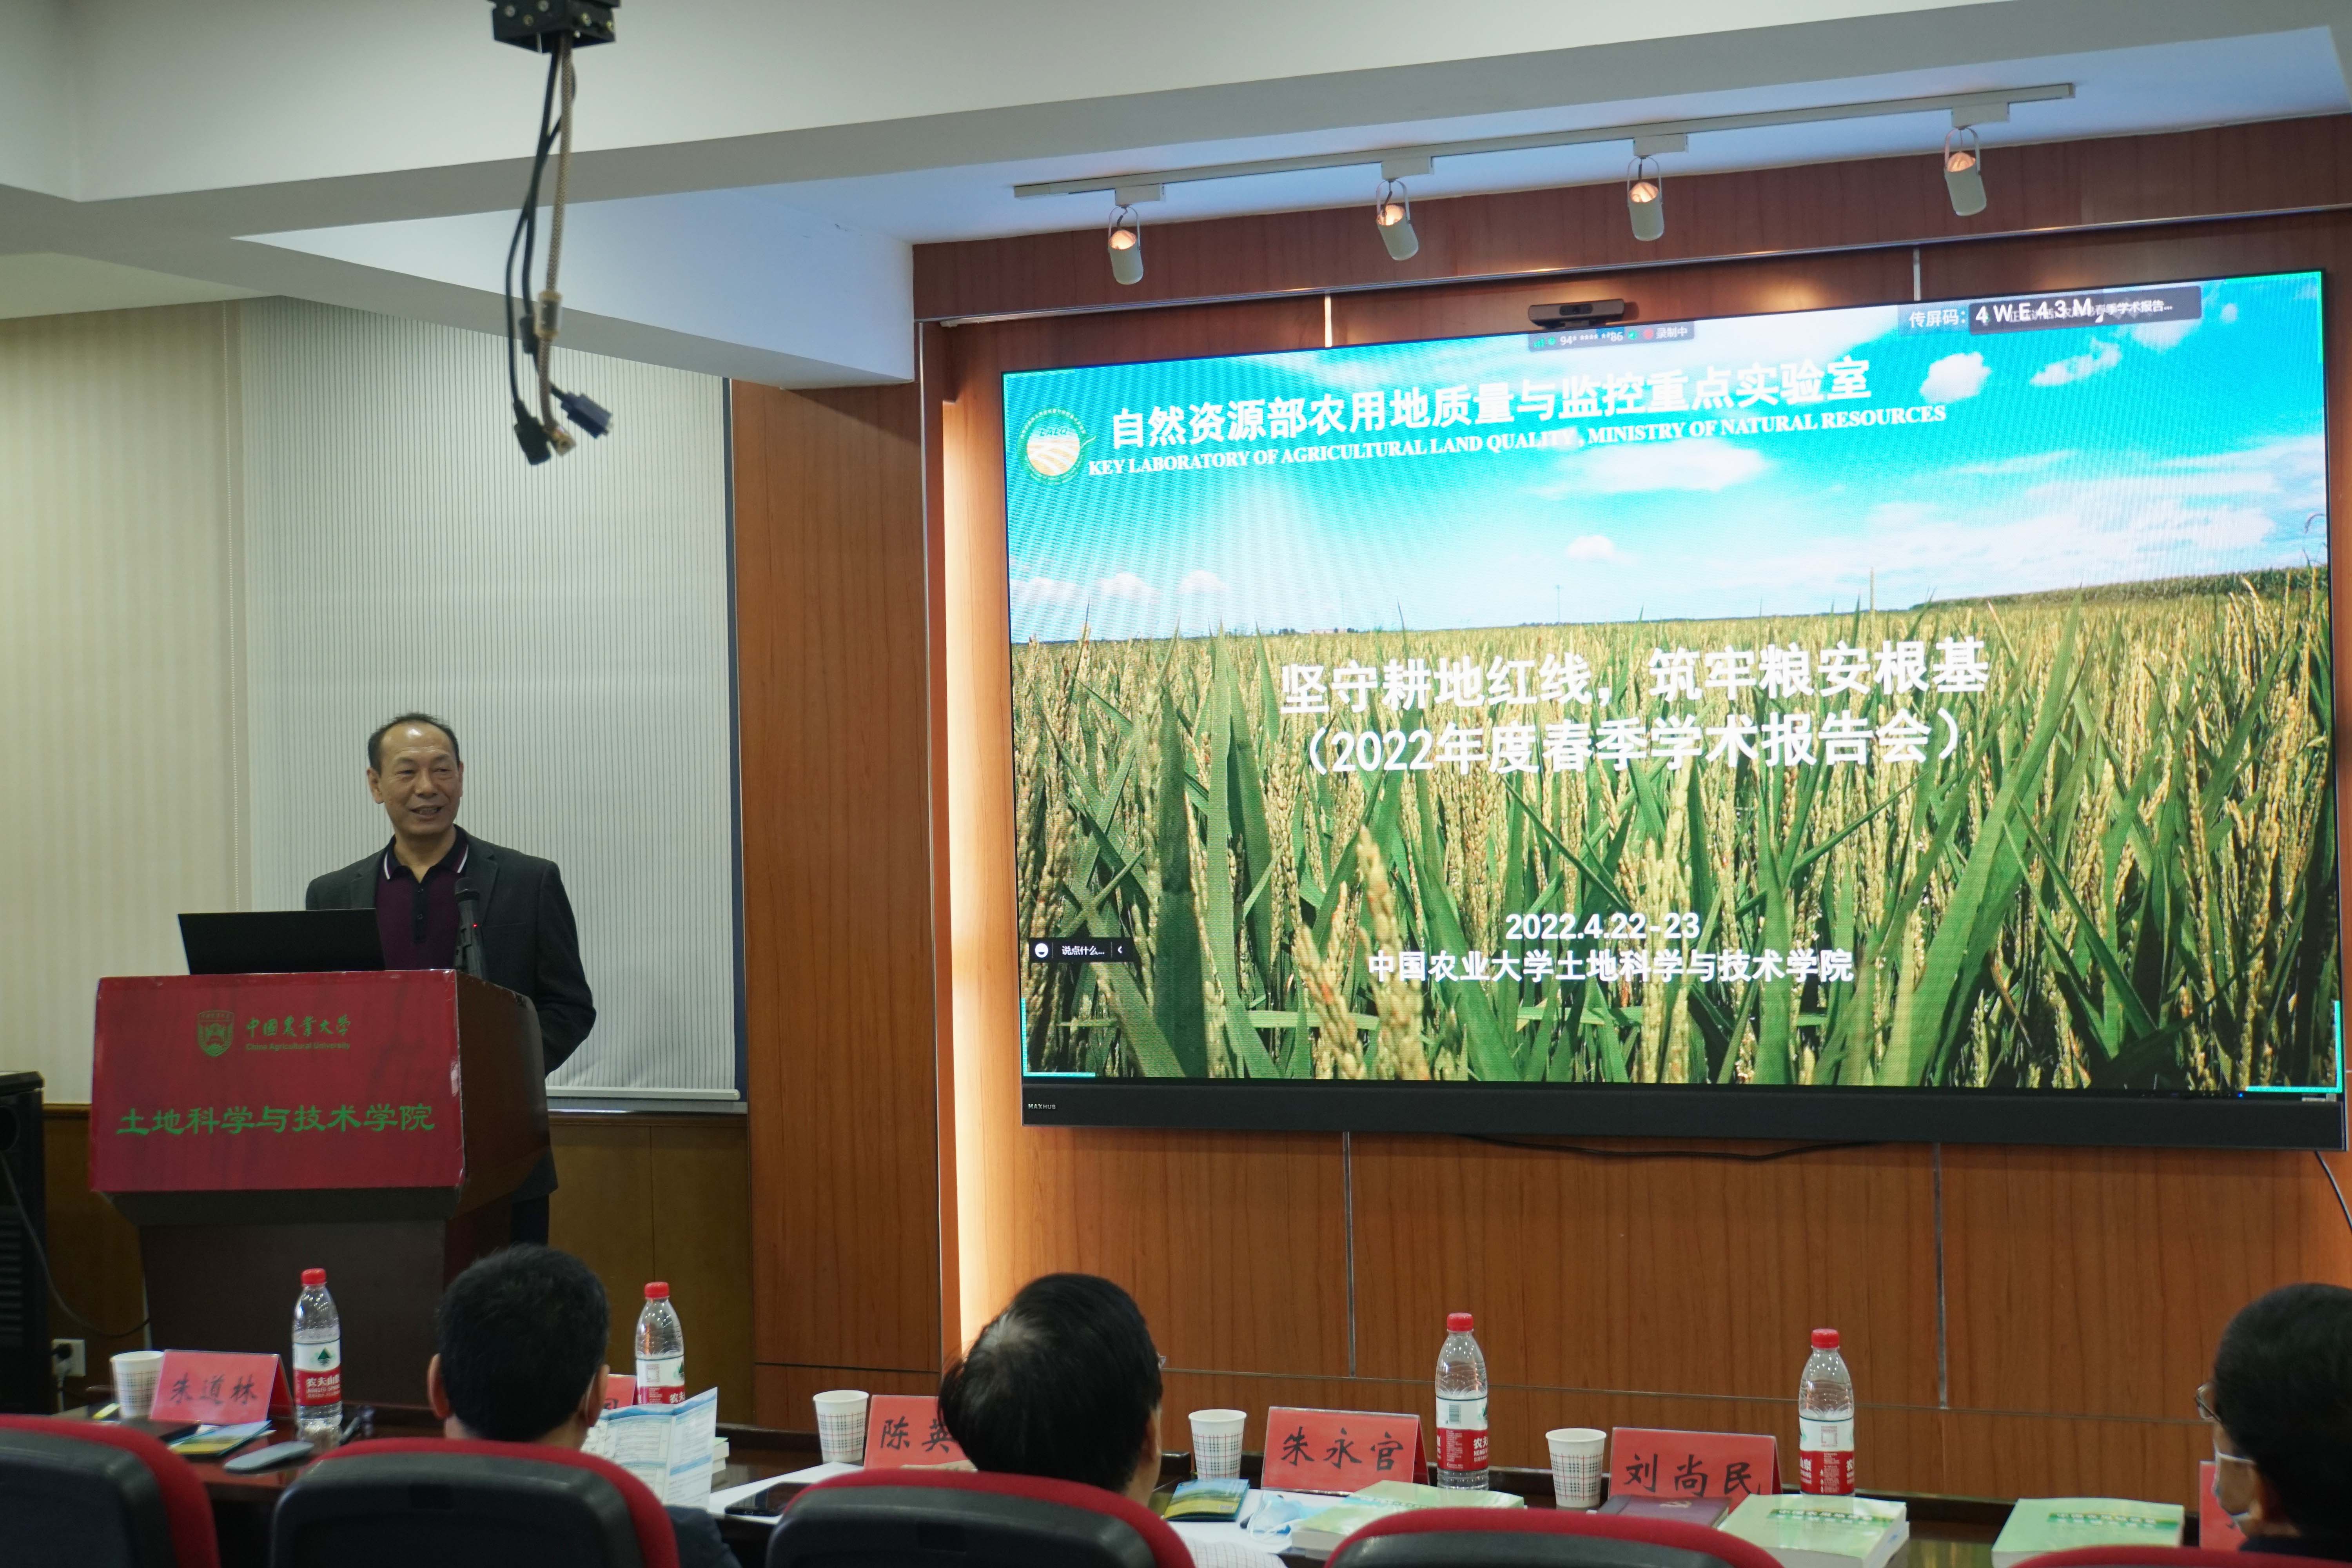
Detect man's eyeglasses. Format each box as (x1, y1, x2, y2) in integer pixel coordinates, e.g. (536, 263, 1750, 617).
(2197, 1383, 2256, 1467)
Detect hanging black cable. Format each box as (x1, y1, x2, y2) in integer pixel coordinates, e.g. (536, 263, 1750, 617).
(0, 1149, 147, 1341)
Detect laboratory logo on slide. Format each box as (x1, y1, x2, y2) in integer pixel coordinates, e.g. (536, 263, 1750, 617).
(1018, 409, 1088, 483)
(196, 1009, 233, 1059)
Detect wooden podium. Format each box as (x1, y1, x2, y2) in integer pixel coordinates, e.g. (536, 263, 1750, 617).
(89, 971, 548, 1405)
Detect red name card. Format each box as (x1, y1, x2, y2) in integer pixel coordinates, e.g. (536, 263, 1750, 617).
(91, 973, 465, 1195)
(863, 1394, 968, 1469)
(147, 1350, 293, 1425)
(1262, 1406, 1427, 1494)
(1608, 1427, 1778, 1501)
(2199, 1461, 2245, 1549)
(601, 1374, 637, 1410)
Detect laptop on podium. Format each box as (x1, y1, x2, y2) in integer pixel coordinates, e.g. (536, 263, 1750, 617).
(178, 910, 386, 975)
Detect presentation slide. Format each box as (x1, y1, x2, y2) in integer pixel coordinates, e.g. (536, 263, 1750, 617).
(1002, 272, 2337, 1122)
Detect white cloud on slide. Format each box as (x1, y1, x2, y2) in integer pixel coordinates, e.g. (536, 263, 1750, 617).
(1919, 352, 1991, 403)
(1554, 436, 1766, 494)
(1566, 534, 1622, 562)
(1953, 450, 2076, 477)
(2030, 338, 2122, 387)
(2129, 319, 2198, 351)
(1177, 569, 1229, 594)
(1010, 576, 1082, 606)
(1096, 570, 1160, 602)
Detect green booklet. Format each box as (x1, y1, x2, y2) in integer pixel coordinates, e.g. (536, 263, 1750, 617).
(1718, 1493, 1909, 1568)
(1290, 1480, 1523, 1554)
(1992, 1498, 2185, 1568)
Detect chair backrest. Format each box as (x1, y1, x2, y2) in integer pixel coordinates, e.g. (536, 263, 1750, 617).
(270, 1436, 679, 1568)
(769, 1467, 1194, 1568)
(0, 1414, 222, 1568)
(2014, 1551, 2256, 1568)
(1331, 1507, 1790, 1568)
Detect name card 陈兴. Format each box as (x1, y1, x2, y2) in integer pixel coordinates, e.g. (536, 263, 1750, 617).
(862, 1394, 969, 1469)
(1261, 1406, 1427, 1493)
(146, 1350, 293, 1426)
(1608, 1427, 1778, 1501)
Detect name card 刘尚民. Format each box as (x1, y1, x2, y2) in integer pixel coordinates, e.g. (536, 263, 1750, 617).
(1609, 1427, 1778, 1501)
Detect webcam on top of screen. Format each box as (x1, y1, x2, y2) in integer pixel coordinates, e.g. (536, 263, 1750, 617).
(1530, 299, 1630, 330)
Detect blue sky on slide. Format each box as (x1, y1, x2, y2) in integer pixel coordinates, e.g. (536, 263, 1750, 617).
(1001, 272, 2326, 643)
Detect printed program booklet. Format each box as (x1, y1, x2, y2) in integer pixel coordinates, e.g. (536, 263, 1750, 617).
(1162, 1478, 1251, 1522)
(1599, 1495, 1730, 1526)
(581, 1386, 720, 1506)
(1717, 1492, 1909, 1568)
(1991, 1498, 2185, 1568)
(1291, 1479, 1524, 1554)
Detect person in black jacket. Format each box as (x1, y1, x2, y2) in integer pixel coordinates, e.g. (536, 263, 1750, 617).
(2205, 1282, 2352, 1558)
(306, 711, 593, 1244)
(427, 1246, 730, 1568)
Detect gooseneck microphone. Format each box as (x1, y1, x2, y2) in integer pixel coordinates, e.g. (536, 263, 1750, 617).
(454, 880, 486, 979)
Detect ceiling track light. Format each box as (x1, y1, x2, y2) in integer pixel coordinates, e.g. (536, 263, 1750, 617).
(1106, 204, 1145, 286)
(1374, 177, 1419, 261)
(1943, 125, 1987, 216)
(1625, 155, 1665, 243)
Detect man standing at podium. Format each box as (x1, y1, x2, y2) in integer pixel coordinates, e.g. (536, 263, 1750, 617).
(305, 712, 595, 1245)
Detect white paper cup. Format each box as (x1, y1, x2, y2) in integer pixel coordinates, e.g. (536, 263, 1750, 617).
(1190, 1409, 1247, 1480)
(111, 1351, 165, 1421)
(813, 1390, 869, 1466)
(1547, 1427, 1608, 1509)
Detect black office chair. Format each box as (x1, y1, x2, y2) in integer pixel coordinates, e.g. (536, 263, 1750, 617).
(0, 1415, 222, 1568)
(768, 1469, 1196, 1568)
(269, 1437, 679, 1568)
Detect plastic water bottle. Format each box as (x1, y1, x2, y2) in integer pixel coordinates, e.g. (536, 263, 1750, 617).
(1798, 1327, 1855, 1494)
(1434, 1311, 1490, 1490)
(635, 1282, 685, 1405)
(292, 1268, 342, 1448)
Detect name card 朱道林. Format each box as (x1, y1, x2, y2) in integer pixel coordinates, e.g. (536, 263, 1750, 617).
(146, 1350, 293, 1425)
(1261, 1406, 1427, 1493)
(1608, 1427, 1778, 1501)
(862, 1394, 968, 1469)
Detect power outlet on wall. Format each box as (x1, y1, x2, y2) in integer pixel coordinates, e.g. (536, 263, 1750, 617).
(53, 1339, 85, 1379)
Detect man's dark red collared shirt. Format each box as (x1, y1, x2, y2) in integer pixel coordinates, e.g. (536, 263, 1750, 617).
(374, 831, 471, 970)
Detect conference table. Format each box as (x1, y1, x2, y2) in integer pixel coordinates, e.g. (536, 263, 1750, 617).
(136, 1403, 2034, 1568)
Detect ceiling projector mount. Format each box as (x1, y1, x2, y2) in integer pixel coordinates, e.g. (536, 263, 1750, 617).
(489, 0, 619, 464)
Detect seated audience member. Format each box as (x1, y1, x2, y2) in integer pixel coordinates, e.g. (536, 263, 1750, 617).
(940, 1273, 1279, 1568)
(2205, 1282, 2352, 1557)
(428, 1245, 731, 1568)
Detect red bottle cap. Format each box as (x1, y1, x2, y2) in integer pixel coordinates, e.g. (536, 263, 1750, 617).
(1447, 1312, 1474, 1332)
(645, 1282, 670, 1299)
(301, 1269, 327, 1287)
(1811, 1328, 1840, 1349)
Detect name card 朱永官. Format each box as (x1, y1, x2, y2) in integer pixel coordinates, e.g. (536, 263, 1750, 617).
(1261, 1406, 1427, 1493)
(862, 1394, 968, 1469)
(1608, 1427, 1778, 1501)
(146, 1350, 293, 1425)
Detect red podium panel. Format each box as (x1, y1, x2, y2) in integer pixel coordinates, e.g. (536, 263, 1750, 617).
(89, 970, 548, 1403)
(93, 972, 465, 1196)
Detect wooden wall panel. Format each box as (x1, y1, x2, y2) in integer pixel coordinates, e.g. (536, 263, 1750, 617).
(548, 1112, 756, 1425)
(755, 1363, 939, 1431)
(916, 116, 2352, 323)
(40, 1107, 146, 1403)
(1348, 1137, 1941, 1409)
(734, 382, 944, 1381)
(920, 141, 2352, 1502)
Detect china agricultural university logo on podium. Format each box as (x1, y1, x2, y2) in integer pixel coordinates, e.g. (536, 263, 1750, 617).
(195, 1009, 233, 1058)
(1018, 408, 1087, 484)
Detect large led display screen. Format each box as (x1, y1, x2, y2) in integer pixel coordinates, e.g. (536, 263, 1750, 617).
(1002, 272, 2342, 1146)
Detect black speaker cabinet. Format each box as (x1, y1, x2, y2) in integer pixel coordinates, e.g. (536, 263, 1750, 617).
(0, 1071, 49, 1413)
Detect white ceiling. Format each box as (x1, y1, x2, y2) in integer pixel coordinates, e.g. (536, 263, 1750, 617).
(3, 0, 2349, 385)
